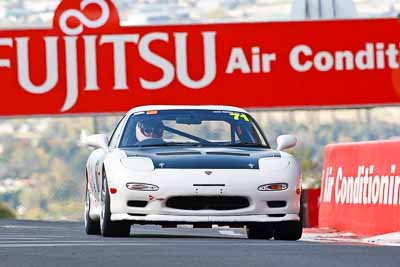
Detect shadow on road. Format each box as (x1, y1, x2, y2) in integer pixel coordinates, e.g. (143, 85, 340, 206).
(130, 233, 246, 239)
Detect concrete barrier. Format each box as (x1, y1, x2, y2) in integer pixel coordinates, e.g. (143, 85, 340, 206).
(319, 140, 400, 236)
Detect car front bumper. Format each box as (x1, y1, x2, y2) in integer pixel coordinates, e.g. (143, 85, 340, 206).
(107, 167, 302, 223)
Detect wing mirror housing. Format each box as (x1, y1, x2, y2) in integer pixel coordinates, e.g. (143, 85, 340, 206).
(276, 135, 297, 151)
(84, 134, 109, 150)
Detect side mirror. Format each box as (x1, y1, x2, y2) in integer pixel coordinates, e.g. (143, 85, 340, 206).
(277, 135, 297, 151)
(84, 134, 109, 150)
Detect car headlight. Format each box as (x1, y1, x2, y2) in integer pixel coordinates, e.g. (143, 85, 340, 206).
(258, 183, 288, 191)
(121, 157, 154, 172)
(126, 183, 159, 191)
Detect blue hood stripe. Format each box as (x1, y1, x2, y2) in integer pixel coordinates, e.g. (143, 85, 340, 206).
(123, 147, 281, 170)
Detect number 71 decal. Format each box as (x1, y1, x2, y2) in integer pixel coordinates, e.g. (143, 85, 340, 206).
(229, 112, 250, 122)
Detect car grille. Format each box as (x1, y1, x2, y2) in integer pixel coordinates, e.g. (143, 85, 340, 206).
(267, 201, 287, 208)
(127, 201, 148, 208)
(165, 196, 250, 211)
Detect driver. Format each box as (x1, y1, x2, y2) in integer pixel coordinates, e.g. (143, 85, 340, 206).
(136, 119, 165, 142)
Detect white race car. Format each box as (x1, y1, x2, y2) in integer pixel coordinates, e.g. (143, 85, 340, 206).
(84, 105, 302, 240)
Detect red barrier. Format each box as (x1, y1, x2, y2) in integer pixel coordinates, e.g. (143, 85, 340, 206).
(305, 189, 320, 228)
(319, 140, 400, 236)
(2, 0, 400, 116)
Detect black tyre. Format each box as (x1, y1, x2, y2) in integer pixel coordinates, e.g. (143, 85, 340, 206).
(273, 220, 303, 241)
(100, 175, 131, 238)
(247, 223, 274, 240)
(84, 183, 101, 235)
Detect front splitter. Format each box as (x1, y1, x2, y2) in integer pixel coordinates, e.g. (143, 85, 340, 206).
(111, 213, 300, 223)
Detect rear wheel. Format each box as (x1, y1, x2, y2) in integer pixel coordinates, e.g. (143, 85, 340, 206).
(100, 175, 131, 238)
(246, 223, 274, 240)
(84, 183, 101, 235)
(273, 220, 303, 241)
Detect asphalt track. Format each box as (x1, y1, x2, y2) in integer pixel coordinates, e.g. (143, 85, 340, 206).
(0, 220, 398, 267)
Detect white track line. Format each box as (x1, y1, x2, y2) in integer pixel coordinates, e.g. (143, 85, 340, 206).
(218, 230, 246, 237)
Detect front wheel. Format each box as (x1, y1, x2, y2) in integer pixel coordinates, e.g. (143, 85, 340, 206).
(246, 223, 274, 240)
(100, 175, 131, 238)
(84, 183, 101, 235)
(273, 220, 303, 241)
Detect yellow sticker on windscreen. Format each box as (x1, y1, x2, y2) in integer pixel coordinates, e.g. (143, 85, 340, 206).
(229, 112, 250, 122)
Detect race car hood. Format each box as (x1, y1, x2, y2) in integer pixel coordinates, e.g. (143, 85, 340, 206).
(121, 147, 281, 169)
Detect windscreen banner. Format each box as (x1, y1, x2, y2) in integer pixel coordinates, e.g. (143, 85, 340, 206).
(1, 0, 400, 116)
(319, 140, 400, 236)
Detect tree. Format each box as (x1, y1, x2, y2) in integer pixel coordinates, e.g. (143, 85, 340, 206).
(0, 203, 16, 219)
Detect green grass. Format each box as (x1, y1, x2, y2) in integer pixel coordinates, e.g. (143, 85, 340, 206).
(0, 203, 16, 219)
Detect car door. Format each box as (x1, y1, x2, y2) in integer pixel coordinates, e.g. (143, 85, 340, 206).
(86, 116, 126, 203)
(93, 116, 127, 200)
(87, 148, 108, 202)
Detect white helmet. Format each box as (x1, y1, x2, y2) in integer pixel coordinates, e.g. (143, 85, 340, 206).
(136, 119, 165, 141)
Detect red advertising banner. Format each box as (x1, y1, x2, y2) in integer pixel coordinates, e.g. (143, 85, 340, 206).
(319, 140, 400, 236)
(1, 0, 400, 116)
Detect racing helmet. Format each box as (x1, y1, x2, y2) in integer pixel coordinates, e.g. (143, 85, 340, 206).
(136, 119, 165, 140)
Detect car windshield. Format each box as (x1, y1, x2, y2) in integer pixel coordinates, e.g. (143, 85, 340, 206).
(119, 109, 269, 148)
